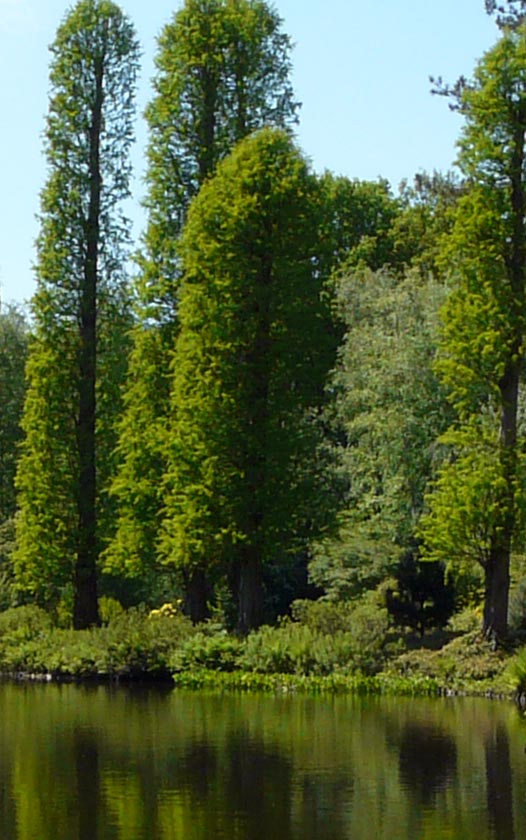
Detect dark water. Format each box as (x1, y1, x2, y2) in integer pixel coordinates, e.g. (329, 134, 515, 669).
(0, 683, 525, 839)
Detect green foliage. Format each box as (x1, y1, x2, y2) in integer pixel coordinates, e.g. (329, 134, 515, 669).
(422, 25, 526, 638)
(394, 171, 463, 277)
(386, 553, 455, 636)
(290, 598, 354, 634)
(390, 630, 509, 689)
(98, 595, 125, 624)
(170, 669, 442, 696)
(103, 325, 170, 580)
(317, 174, 404, 276)
(0, 306, 29, 523)
(419, 419, 524, 569)
(0, 605, 195, 678)
(170, 630, 243, 673)
(108, 0, 300, 588)
(161, 128, 335, 627)
(447, 606, 482, 635)
(312, 268, 451, 599)
(507, 579, 526, 632)
(506, 646, 526, 695)
(0, 605, 52, 639)
(14, 0, 139, 615)
(0, 519, 19, 611)
(240, 597, 398, 677)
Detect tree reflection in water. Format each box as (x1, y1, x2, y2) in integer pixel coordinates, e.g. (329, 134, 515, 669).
(485, 723, 515, 840)
(397, 722, 458, 805)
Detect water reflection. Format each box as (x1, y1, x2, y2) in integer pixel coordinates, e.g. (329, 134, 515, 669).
(74, 727, 100, 840)
(398, 722, 457, 805)
(0, 686, 524, 840)
(485, 723, 514, 839)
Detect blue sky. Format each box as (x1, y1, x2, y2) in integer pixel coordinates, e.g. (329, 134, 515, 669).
(0, 0, 497, 306)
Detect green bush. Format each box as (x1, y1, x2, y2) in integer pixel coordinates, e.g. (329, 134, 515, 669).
(390, 630, 508, 688)
(240, 603, 399, 677)
(506, 646, 526, 695)
(290, 599, 353, 634)
(0, 605, 52, 639)
(447, 606, 481, 634)
(508, 581, 526, 633)
(99, 596, 125, 624)
(0, 604, 196, 678)
(170, 631, 243, 673)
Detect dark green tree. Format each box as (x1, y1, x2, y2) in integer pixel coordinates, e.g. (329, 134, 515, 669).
(421, 23, 526, 639)
(160, 129, 334, 631)
(107, 0, 299, 607)
(317, 175, 403, 276)
(386, 550, 455, 637)
(14, 0, 139, 628)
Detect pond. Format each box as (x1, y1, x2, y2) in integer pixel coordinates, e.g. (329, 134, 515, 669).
(0, 683, 524, 839)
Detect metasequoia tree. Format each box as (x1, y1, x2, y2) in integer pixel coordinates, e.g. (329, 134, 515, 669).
(107, 0, 299, 611)
(160, 129, 333, 631)
(14, 0, 138, 628)
(421, 23, 526, 639)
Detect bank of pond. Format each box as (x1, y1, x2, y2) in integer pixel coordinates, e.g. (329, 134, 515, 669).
(0, 601, 525, 700)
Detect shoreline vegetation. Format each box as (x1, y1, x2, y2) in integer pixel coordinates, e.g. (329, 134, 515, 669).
(0, 602, 521, 703)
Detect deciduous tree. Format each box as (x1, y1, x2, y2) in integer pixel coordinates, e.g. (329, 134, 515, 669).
(421, 23, 526, 639)
(311, 268, 451, 600)
(161, 129, 334, 631)
(107, 0, 299, 611)
(14, 0, 139, 627)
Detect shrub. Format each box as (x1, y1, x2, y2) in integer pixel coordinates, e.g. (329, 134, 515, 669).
(507, 647, 526, 696)
(290, 599, 353, 634)
(0, 604, 196, 678)
(0, 605, 52, 639)
(170, 631, 243, 673)
(99, 596, 125, 624)
(240, 602, 399, 677)
(508, 581, 526, 633)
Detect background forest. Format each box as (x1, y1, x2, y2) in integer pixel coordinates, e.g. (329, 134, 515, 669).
(3, 0, 526, 684)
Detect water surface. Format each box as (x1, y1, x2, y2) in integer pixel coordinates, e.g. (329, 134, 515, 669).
(0, 683, 524, 839)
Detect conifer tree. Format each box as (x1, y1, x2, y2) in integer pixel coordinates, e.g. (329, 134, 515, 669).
(421, 23, 526, 639)
(14, 0, 138, 627)
(160, 129, 333, 631)
(107, 0, 299, 613)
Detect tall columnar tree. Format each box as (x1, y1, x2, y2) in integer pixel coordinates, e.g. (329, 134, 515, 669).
(160, 129, 334, 631)
(14, 0, 139, 628)
(421, 24, 526, 639)
(106, 0, 299, 599)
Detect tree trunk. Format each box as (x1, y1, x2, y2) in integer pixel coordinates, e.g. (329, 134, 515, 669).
(183, 568, 210, 624)
(197, 65, 217, 182)
(74, 54, 104, 630)
(482, 361, 518, 642)
(236, 245, 272, 634)
(238, 548, 263, 634)
(482, 115, 526, 642)
(483, 548, 510, 641)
